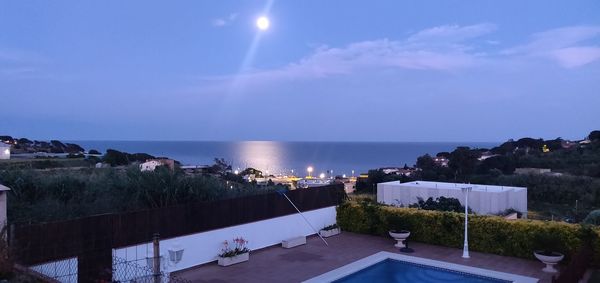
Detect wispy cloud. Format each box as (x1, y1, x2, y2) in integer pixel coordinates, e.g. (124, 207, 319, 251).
(407, 23, 496, 44)
(212, 13, 238, 27)
(192, 24, 600, 94)
(502, 26, 600, 68)
(194, 24, 494, 91)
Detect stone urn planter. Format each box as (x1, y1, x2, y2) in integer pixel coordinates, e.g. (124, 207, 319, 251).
(218, 252, 249, 267)
(389, 230, 410, 248)
(533, 251, 564, 273)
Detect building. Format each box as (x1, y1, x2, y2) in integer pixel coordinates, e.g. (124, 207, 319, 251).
(140, 159, 176, 172)
(377, 180, 527, 217)
(0, 143, 10, 160)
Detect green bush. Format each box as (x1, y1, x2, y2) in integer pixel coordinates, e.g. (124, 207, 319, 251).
(337, 201, 600, 263)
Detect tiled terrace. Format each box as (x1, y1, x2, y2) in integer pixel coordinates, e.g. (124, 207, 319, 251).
(173, 232, 555, 283)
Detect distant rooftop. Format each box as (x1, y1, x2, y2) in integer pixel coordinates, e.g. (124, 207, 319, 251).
(381, 180, 526, 193)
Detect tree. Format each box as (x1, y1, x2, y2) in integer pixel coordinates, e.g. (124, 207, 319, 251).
(88, 149, 101, 155)
(408, 196, 468, 213)
(478, 155, 516, 175)
(208, 158, 232, 175)
(589, 130, 600, 142)
(416, 154, 436, 170)
(449, 147, 479, 179)
(103, 149, 129, 166)
(239, 167, 263, 177)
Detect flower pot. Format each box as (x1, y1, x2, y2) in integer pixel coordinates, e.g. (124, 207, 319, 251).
(319, 228, 341, 238)
(533, 251, 564, 273)
(389, 230, 410, 248)
(218, 252, 249, 267)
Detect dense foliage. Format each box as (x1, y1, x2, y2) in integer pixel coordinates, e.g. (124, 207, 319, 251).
(1, 167, 286, 224)
(356, 130, 600, 221)
(102, 149, 156, 166)
(337, 200, 600, 263)
(408, 196, 467, 213)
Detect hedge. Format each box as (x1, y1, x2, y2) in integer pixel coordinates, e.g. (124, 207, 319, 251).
(337, 201, 600, 264)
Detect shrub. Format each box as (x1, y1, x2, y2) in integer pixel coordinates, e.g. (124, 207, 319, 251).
(337, 202, 600, 263)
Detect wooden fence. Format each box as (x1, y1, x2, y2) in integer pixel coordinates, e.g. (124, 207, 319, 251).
(10, 185, 346, 281)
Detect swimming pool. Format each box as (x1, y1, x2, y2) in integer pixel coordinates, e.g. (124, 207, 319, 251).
(303, 252, 538, 283)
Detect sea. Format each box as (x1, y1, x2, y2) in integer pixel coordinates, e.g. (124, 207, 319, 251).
(74, 141, 497, 176)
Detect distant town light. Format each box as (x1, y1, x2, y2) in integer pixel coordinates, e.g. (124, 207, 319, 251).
(234, 170, 239, 175)
(319, 173, 325, 179)
(342, 174, 346, 178)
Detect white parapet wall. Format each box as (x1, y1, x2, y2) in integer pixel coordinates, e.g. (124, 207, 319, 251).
(114, 206, 337, 275)
(377, 181, 527, 218)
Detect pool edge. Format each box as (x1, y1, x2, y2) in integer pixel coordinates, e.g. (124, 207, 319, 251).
(302, 251, 539, 283)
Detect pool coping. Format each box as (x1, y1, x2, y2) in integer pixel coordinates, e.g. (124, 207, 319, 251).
(302, 251, 539, 283)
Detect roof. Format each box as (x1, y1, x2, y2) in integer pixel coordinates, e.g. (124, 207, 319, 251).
(0, 184, 11, 191)
(380, 180, 526, 192)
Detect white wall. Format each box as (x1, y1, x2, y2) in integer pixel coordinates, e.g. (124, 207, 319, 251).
(0, 191, 7, 226)
(114, 206, 337, 274)
(377, 183, 527, 217)
(0, 146, 9, 160)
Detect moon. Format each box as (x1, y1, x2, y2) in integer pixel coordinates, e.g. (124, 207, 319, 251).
(256, 16, 270, 30)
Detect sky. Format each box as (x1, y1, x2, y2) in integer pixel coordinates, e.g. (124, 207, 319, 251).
(1, 0, 599, 142)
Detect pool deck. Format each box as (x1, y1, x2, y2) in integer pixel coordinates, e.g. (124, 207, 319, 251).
(173, 232, 556, 283)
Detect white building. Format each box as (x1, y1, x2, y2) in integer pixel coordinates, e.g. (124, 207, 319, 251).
(377, 180, 527, 218)
(0, 144, 10, 160)
(140, 160, 163, 172)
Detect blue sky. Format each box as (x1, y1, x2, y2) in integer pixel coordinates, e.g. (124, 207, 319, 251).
(1, 0, 599, 142)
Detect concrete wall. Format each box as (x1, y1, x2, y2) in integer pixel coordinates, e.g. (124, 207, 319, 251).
(114, 206, 337, 275)
(0, 191, 7, 226)
(0, 146, 9, 160)
(377, 183, 527, 217)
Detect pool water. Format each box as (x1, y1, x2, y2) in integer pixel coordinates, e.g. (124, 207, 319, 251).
(333, 259, 511, 283)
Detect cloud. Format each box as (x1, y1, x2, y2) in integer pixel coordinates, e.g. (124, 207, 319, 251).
(212, 13, 238, 27)
(192, 24, 494, 93)
(407, 23, 496, 44)
(502, 26, 600, 68)
(191, 24, 600, 94)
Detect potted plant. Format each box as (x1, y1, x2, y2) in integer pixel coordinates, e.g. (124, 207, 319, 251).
(387, 214, 411, 248)
(319, 224, 341, 238)
(533, 232, 564, 273)
(217, 237, 250, 266)
(389, 229, 411, 248)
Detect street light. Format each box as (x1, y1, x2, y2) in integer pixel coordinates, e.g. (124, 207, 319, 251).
(461, 186, 473, 259)
(319, 173, 325, 179)
(307, 166, 313, 178)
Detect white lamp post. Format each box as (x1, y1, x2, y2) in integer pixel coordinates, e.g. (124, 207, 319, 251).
(462, 186, 472, 259)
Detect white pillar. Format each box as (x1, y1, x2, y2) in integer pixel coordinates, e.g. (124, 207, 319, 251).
(462, 186, 471, 259)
